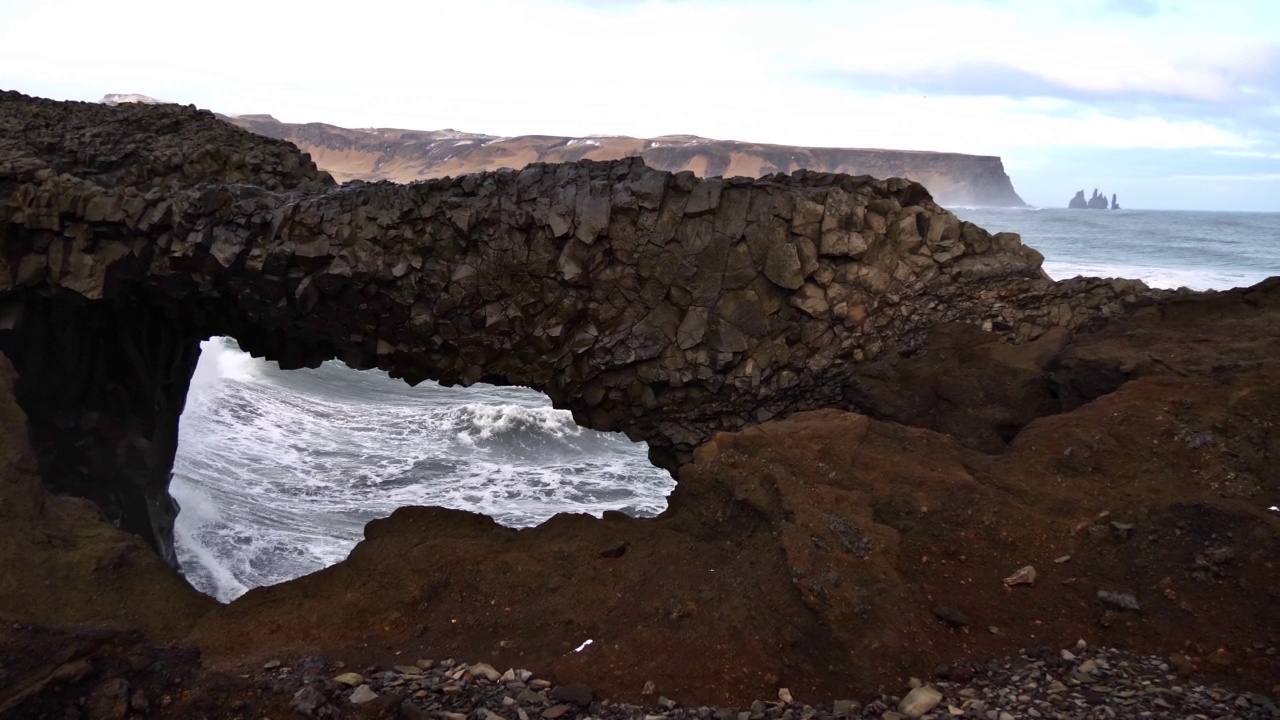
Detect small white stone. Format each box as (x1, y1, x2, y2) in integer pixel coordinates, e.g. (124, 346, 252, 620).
(1003, 565, 1037, 586)
(898, 686, 943, 719)
(1061, 649, 1077, 661)
(333, 672, 363, 686)
(349, 684, 378, 704)
(778, 688, 794, 704)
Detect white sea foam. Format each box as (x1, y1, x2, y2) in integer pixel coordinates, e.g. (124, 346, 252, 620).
(1042, 261, 1254, 292)
(172, 338, 674, 602)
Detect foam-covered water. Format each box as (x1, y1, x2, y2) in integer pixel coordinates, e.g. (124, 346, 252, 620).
(172, 207, 1280, 602)
(954, 208, 1280, 292)
(172, 345, 674, 602)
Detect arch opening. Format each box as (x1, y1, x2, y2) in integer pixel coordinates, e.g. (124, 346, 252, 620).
(173, 337, 674, 602)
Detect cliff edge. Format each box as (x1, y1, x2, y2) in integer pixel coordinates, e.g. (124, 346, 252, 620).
(224, 114, 1027, 207)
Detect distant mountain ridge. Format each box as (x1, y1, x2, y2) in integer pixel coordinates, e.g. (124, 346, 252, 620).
(98, 94, 1026, 207)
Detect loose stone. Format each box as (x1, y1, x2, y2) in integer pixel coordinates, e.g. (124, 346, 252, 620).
(333, 672, 364, 686)
(349, 684, 378, 704)
(897, 686, 942, 718)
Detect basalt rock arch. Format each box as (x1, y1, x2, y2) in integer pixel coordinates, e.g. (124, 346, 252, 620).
(0, 91, 1161, 562)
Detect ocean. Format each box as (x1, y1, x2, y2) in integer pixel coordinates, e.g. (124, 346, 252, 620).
(171, 208, 1280, 602)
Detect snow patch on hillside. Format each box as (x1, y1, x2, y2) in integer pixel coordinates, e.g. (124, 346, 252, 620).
(101, 93, 170, 106)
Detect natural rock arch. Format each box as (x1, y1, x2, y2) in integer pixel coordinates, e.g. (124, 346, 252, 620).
(0, 92, 1160, 563)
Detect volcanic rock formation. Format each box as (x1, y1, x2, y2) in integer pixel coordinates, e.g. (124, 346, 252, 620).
(0, 91, 1147, 562)
(1069, 188, 1115, 209)
(1, 91, 1278, 713)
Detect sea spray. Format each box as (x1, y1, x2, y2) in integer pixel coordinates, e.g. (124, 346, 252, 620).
(172, 338, 674, 603)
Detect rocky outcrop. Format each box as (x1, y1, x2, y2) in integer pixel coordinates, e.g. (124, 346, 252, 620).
(0, 354, 213, 639)
(0, 91, 1156, 560)
(224, 113, 1028, 207)
(2, 91, 1278, 712)
(184, 358, 1279, 704)
(1069, 188, 1115, 209)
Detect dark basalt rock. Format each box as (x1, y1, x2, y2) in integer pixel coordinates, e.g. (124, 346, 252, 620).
(1069, 188, 1117, 210)
(1, 91, 1166, 560)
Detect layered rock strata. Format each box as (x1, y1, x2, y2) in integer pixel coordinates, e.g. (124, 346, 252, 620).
(225, 113, 1028, 207)
(0, 91, 1160, 559)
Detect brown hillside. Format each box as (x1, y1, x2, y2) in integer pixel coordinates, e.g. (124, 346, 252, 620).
(225, 114, 1026, 207)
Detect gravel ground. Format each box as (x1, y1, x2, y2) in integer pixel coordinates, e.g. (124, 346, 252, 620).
(263, 642, 1278, 720)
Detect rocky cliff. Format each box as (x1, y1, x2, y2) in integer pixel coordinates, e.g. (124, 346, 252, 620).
(224, 113, 1027, 207)
(1, 91, 1150, 561)
(1, 91, 1277, 713)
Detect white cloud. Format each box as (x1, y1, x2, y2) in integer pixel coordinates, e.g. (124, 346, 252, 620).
(1168, 173, 1280, 182)
(1215, 150, 1280, 159)
(0, 0, 1271, 169)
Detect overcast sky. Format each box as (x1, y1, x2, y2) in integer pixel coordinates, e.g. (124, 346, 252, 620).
(2, 0, 1277, 210)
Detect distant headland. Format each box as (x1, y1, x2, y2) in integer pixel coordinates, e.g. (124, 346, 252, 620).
(1070, 188, 1119, 210)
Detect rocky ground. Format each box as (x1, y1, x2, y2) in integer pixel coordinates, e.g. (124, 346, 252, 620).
(269, 642, 1280, 720)
(4, 622, 1276, 719)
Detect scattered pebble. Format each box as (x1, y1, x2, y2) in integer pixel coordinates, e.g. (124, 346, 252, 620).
(1097, 589, 1141, 610)
(898, 685, 942, 718)
(1003, 565, 1036, 587)
(349, 684, 377, 704)
(332, 672, 363, 686)
(262, 645, 1277, 720)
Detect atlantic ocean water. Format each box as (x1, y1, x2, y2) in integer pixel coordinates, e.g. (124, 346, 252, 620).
(171, 207, 1280, 602)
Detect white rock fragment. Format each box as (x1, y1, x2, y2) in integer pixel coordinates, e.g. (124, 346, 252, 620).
(1003, 565, 1037, 586)
(898, 685, 943, 718)
(333, 672, 363, 686)
(350, 684, 378, 704)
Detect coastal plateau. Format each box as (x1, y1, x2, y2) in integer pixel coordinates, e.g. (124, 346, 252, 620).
(220, 112, 1026, 208)
(0, 91, 1277, 716)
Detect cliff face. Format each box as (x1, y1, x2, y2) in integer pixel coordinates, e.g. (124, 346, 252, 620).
(226, 114, 1027, 207)
(1, 91, 1111, 561)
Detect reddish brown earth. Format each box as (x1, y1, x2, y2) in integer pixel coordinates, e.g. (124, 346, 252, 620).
(2, 282, 1278, 716)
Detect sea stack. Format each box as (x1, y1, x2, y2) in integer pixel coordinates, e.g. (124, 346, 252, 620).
(1068, 188, 1116, 209)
